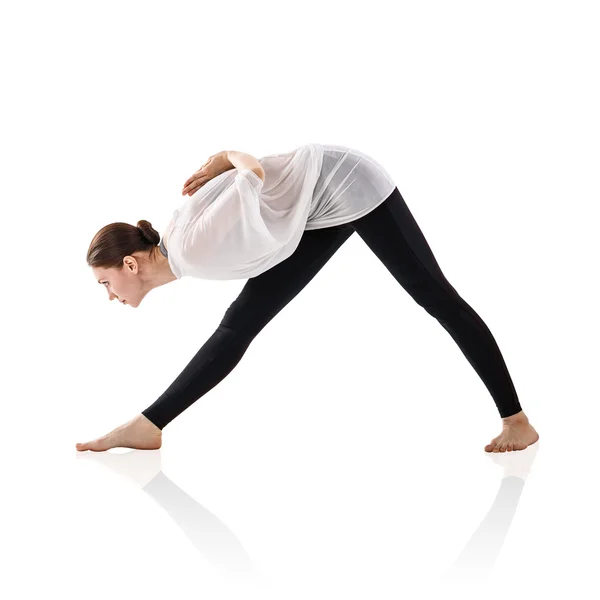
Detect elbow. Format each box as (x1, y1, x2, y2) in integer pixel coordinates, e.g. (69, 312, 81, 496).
(251, 167, 265, 182)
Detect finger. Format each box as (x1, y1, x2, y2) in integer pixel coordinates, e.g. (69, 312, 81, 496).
(183, 169, 205, 187)
(182, 177, 210, 195)
(184, 182, 203, 196)
(183, 176, 208, 193)
(182, 174, 209, 195)
(185, 166, 210, 186)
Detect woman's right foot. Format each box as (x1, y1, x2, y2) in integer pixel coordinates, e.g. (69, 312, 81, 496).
(484, 410, 539, 453)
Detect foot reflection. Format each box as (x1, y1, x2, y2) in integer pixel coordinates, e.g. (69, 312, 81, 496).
(437, 441, 539, 588)
(75, 448, 259, 583)
(75, 438, 539, 591)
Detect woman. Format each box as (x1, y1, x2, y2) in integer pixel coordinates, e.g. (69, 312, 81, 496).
(77, 143, 539, 454)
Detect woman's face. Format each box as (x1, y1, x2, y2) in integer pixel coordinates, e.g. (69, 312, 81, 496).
(93, 257, 145, 307)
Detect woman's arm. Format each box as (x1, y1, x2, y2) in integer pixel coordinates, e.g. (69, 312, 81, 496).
(226, 150, 265, 182)
(182, 150, 265, 196)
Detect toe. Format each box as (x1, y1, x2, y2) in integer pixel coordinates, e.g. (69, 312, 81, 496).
(79, 438, 106, 452)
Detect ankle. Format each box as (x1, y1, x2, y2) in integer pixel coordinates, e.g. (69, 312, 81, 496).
(502, 410, 528, 425)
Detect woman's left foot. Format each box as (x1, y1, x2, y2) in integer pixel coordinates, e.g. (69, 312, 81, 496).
(485, 410, 539, 453)
(76, 413, 162, 452)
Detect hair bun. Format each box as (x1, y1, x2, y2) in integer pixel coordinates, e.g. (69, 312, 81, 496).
(136, 220, 161, 245)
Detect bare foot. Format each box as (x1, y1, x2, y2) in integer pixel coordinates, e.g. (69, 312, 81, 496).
(484, 410, 539, 453)
(76, 413, 162, 452)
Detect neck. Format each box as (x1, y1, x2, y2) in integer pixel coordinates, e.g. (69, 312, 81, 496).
(147, 247, 177, 290)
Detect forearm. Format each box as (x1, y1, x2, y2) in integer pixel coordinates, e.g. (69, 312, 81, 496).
(226, 150, 265, 181)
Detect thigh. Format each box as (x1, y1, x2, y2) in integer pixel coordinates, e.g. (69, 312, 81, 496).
(349, 187, 459, 298)
(220, 223, 355, 334)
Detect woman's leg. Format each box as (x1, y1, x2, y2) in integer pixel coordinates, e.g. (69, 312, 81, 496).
(140, 223, 355, 430)
(348, 187, 523, 420)
(349, 186, 538, 453)
(76, 224, 355, 451)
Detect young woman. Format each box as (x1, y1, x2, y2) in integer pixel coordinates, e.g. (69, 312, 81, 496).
(77, 143, 539, 454)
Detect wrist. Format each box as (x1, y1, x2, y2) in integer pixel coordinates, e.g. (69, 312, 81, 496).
(221, 151, 234, 171)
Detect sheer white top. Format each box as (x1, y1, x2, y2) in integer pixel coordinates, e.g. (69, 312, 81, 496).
(163, 143, 396, 280)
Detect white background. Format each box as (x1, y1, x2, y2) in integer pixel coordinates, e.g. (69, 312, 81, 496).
(2, 1, 599, 598)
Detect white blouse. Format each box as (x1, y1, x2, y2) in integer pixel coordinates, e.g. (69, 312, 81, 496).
(163, 143, 396, 280)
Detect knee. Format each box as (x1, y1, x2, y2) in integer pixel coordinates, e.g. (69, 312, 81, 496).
(414, 287, 462, 321)
(219, 308, 266, 338)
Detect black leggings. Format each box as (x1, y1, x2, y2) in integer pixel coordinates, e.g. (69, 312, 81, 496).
(142, 187, 522, 430)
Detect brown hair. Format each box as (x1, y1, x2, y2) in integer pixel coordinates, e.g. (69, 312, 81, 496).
(86, 220, 161, 270)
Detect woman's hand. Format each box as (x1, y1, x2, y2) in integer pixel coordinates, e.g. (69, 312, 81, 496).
(182, 151, 232, 196)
